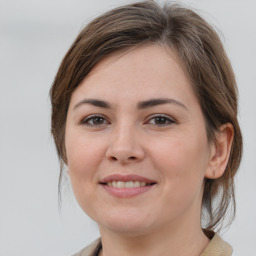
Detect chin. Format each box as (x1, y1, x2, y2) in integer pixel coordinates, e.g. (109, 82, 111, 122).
(96, 211, 154, 236)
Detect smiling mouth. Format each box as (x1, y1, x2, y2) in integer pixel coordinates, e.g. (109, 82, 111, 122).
(102, 181, 155, 188)
(99, 175, 157, 198)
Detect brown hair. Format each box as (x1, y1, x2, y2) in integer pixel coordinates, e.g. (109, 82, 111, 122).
(50, 1, 242, 231)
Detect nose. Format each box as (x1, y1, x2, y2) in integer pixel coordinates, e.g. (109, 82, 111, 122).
(106, 125, 145, 164)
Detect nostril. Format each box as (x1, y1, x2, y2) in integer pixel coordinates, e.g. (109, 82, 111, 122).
(108, 155, 136, 162)
(110, 156, 118, 161)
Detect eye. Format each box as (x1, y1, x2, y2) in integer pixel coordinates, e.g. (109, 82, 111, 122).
(80, 115, 109, 127)
(146, 115, 175, 126)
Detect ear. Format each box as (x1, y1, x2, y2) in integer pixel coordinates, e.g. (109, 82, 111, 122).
(205, 123, 234, 179)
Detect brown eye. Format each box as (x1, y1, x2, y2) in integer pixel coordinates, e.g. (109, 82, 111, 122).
(81, 115, 109, 126)
(90, 117, 105, 125)
(147, 115, 175, 126)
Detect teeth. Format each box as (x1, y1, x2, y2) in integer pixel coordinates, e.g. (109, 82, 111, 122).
(140, 182, 146, 187)
(106, 181, 149, 188)
(117, 181, 125, 188)
(134, 181, 140, 187)
(125, 181, 134, 188)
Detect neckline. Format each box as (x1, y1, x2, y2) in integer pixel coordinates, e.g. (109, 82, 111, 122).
(92, 231, 232, 256)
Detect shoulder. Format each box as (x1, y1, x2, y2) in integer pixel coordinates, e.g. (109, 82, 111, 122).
(72, 238, 101, 256)
(72, 233, 233, 256)
(201, 231, 233, 256)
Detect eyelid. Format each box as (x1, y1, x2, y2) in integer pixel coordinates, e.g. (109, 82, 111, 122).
(145, 114, 176, 125)
(78, 113, 176, 127)
(79, 114, 110, 126)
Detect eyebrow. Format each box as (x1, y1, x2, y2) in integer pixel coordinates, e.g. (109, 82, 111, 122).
(73, 99, 111, 110)
(137, 98, 188, 110)
(73, 98, 188, 111)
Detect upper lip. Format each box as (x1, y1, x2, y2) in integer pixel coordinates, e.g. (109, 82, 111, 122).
(100, 174, 157, 184)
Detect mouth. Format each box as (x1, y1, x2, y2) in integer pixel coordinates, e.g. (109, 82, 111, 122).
(99, 174, 157, 198)
(102, 180, 155, 188)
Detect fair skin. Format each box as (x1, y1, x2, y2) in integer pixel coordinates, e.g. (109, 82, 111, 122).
(65, 45, 233, 256)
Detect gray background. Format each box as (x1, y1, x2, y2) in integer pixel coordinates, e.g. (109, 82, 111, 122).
(1, 0, 255, 255)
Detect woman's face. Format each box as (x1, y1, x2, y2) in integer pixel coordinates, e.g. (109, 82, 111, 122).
(65, 45, 213, 236)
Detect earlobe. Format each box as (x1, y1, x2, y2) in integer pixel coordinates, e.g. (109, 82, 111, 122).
(205, 123, 234, 179)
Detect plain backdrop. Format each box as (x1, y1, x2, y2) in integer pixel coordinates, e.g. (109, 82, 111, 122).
(1, 0, 256, 255)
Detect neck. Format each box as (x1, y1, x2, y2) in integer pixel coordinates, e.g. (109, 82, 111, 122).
(98, 216, 209, 256)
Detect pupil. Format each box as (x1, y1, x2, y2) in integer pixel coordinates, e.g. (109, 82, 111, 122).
(156, 117, 166, 124)
(93, 117, 103, 124)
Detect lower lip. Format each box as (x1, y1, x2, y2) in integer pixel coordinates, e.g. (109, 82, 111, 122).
(101, 184, 155, 198)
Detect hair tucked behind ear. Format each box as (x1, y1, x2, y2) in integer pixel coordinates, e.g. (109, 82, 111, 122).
(50, 0, 242, 230)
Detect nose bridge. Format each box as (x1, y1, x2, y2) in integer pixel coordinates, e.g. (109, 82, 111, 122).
(106, 120, 144, 163)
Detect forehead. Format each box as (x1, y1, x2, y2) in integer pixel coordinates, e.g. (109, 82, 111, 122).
(70, 44, 197, 107)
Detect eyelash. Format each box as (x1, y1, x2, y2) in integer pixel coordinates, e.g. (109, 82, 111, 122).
(146, 114, 175, 126)
(80, 114, 175, 127)
(80, 115, 109, 127)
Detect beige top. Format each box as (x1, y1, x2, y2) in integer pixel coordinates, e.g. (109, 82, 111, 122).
(72, 233, 233, 256)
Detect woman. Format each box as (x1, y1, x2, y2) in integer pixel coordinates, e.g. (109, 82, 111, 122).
(50, 1, 242, 255)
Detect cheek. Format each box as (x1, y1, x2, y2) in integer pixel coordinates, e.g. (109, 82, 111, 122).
(66, 132, 106, 175)
(152, 133, 208, 170)
(149, 132, 209, 197)
(65, 132, 108, 209)
(65, 134, 107, 213)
